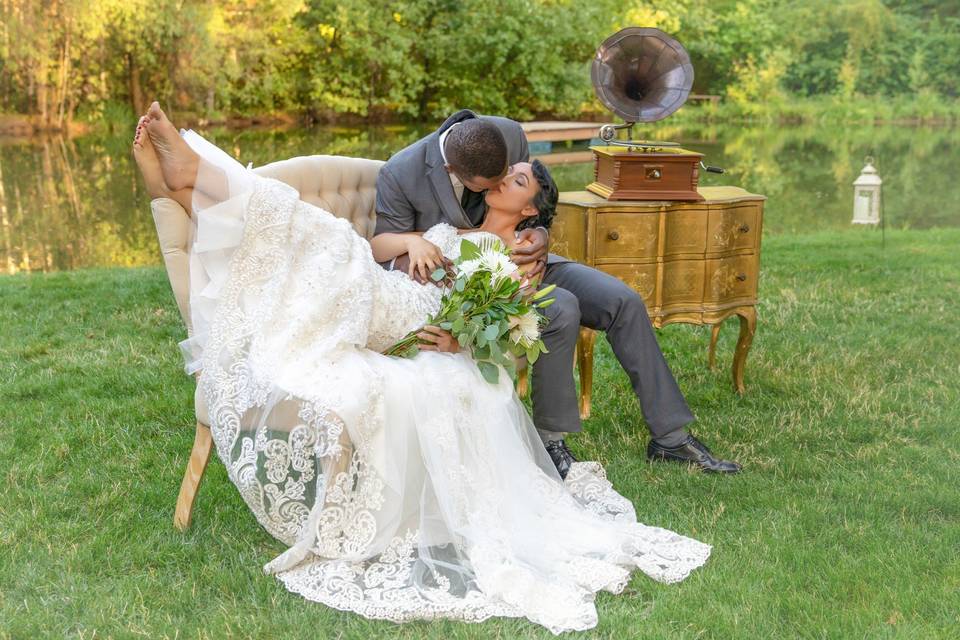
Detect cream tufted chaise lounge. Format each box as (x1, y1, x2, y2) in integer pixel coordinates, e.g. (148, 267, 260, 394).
(152, 154, 386, 530)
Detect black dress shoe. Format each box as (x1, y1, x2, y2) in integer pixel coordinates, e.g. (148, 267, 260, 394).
(647, 435, 741, 474)
(544, 439, 578, 479)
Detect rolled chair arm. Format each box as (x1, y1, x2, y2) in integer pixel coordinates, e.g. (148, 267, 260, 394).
(151, 197, 193, 334)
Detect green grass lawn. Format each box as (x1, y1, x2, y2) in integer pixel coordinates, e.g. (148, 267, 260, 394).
(2, 228, 958, 639)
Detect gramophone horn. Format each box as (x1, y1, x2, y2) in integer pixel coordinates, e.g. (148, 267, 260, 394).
(591, 27, 694, 124)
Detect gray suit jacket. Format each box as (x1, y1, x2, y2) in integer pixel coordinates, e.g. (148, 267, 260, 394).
(374, 109, 530, 233)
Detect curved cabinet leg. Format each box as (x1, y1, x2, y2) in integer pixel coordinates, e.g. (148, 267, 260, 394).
(708, 324, 721, 369)
(732, 306, 757, 394)
(577, 328, 596, 420)
(174, 421, 213, 531)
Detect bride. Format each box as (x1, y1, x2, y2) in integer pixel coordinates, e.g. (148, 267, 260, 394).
(134, 102, 711, 634)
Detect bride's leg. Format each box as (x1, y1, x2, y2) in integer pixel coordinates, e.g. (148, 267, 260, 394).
(132, 116, 195, 213)
(143, 101, 230, 205)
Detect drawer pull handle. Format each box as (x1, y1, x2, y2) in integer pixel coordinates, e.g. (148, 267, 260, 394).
(739, 224, 750, 233)
(736, 273, 747, 282)
(607, 230, 620, 241)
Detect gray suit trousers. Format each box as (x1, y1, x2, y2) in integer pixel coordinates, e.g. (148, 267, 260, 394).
(533, 260, 695, 437)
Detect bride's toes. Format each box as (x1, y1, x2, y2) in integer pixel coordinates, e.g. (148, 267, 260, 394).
(133, 116, 146, 148)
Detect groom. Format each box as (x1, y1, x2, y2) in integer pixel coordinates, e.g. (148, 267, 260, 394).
(375, 109, 741, 476)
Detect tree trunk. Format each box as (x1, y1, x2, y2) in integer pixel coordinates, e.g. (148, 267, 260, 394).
(56, 25, 71, 130)
(36, 71, 48, 125)
(128, 53, 143, 116)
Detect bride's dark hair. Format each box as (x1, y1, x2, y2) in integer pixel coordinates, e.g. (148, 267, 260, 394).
(518, 159, 558, 231)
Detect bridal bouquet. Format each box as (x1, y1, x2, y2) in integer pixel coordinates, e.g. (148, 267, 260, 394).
(383, 237, 555, 384)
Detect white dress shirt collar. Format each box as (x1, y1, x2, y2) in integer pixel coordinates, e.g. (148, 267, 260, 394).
(438, 123, 464, 196)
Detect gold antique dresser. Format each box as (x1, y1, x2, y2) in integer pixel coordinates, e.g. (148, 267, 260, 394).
(550, 186, 766, 418)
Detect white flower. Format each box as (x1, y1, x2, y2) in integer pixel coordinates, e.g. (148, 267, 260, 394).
(509, 310, 541, 345)
(456, 258, 483, 279)
(479, 248, 518, 284)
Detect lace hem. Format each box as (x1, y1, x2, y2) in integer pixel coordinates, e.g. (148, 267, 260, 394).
(272, 462, 711, 635)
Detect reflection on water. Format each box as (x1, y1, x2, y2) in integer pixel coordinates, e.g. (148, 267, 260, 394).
(1, 122, 958, 272)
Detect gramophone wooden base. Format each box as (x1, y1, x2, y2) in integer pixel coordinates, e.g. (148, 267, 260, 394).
(586, 181, 704, 201)
(587, 145, 704, 201)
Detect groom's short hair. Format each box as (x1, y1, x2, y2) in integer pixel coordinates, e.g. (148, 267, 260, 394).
(445, 119, 509, 180)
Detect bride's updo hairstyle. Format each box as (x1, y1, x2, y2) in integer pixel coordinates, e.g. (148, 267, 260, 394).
(519, 159, 559, 231)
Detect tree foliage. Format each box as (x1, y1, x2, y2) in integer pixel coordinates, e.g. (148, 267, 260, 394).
(1, 0, 959, 125)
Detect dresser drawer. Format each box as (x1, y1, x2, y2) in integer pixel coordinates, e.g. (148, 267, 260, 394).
(598, 262, 658, 305)
(595, 211, 659, 259)
(661, 259, 706, 307)
(705, 254, 759, 303)
(551, 203, 588, 262)
(707, 203, 760, 253)
(663, 205, 708, 256)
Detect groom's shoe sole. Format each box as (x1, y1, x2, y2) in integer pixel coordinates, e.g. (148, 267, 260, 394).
(646, 436, 742, 474)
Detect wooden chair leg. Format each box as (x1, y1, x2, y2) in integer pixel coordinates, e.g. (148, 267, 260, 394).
(576, 328, 596, 420)
(174, 421, 213, 531)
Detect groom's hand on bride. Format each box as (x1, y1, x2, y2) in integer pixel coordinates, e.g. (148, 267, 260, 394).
(511, 227, 549, 278)
(417, 325, 460, 353)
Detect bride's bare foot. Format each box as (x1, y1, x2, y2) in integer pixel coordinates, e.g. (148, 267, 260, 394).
(133, 114, 195, 213)
(144, 101, 199, 191)
(133, 116, 169, 199)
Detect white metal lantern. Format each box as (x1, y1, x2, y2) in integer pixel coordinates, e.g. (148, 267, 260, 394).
(852, 157, 882, 225)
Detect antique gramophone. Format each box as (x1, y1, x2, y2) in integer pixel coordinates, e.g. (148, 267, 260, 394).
(587, 27, 722, 201)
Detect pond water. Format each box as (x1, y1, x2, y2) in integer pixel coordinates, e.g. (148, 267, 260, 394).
(1, 121, 958, 272)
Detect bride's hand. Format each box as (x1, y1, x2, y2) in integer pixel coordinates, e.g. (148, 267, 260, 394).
(405, 236, 447, 284)
(417, 325, 460, 353)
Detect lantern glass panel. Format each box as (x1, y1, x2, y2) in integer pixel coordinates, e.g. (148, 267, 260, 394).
(855, 190, 873, 220)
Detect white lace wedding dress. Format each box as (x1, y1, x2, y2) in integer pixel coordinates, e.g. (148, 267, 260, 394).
(177, 131, 711, 634)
